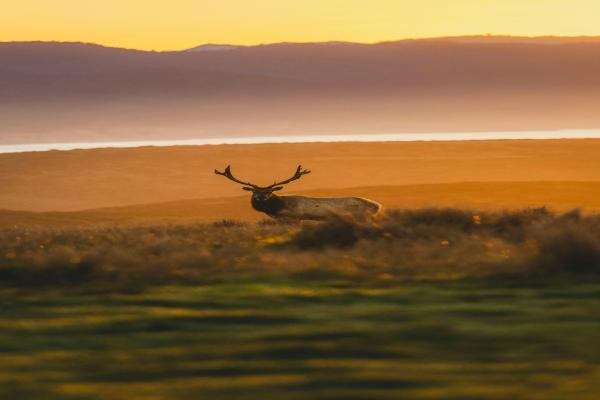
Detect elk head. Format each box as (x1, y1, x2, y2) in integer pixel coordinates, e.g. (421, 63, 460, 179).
(214, 165, 311, 202)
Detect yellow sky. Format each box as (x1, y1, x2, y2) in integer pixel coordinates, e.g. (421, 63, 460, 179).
(1, 0, 599, 51)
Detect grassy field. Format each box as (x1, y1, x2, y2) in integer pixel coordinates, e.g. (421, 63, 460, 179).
(3, 181, 600, 227)
(3, 207, 600, 288)
(1, 208, 600, 399)
(2, 281, 600, 400)
(2, 139, 600, 212)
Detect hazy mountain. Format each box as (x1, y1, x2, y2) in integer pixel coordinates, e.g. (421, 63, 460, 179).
(185, 44, 241, 52)
(1, 37, 600, 144)
(406, 35, 600, 44)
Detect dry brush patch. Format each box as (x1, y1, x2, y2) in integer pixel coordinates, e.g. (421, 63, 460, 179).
(0, 208, 599, 292)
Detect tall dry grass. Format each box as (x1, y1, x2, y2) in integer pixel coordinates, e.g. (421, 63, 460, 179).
(1, 208, 599, 291)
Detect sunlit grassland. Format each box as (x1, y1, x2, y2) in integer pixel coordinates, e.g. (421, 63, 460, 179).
(1, 208, 600, 399)
(1, 282, 600, 400)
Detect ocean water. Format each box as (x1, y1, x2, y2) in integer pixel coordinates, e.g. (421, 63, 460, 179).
(1, 129, 599, 154)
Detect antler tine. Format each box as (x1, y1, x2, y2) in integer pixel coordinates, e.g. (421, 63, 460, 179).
(268, 165, 311, 188)
(214, 165, 260, 188)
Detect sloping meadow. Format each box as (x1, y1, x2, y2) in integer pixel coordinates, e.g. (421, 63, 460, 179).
(1, 208, 599, 292)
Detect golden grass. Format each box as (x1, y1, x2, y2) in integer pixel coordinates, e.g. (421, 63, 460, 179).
(2, 207, 599, 291)
(1, 139, 600, 212)
(2, 181, 599, 227)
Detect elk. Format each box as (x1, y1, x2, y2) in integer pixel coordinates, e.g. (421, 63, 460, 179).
(215, 165, 381, 220)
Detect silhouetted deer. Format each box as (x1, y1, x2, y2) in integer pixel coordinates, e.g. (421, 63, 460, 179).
(215, 165, 381, 220)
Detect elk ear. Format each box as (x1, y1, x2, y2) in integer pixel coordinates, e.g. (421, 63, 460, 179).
(271, 186, 284, 191)
(242, 187, 254, 191)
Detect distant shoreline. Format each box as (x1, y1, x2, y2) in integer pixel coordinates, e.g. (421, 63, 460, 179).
(1, 129, 600, 154)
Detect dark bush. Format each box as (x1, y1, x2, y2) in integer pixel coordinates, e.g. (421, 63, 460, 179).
(535, 225, 600, 274)
(487, 207, 552, 241)
(291, 217, 367, 249)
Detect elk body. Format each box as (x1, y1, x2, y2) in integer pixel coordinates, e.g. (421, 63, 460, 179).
(215, 165, 381, 221)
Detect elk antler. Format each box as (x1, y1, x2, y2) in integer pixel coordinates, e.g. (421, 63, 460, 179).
(214, 165, 261, 189)
(267, 165, 311, 188)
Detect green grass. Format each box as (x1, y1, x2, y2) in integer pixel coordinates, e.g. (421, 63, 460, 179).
(1, 281, 600, 400)
(1, 208, 599, 399)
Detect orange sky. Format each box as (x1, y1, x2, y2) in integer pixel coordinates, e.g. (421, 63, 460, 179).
(1, 0, 599, 50)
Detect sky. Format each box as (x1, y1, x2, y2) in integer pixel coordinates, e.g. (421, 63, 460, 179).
(1, 0, 599, 51)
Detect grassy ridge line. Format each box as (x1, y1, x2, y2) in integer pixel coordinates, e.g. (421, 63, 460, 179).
(2, 181, 600, 227)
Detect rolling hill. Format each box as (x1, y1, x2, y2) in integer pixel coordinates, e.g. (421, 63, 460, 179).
(2, 181, 600, 227)
(1, 139, 599, 213)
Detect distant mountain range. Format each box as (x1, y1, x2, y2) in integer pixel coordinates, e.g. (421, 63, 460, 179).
(1, 36, 600, 144)
(185, 36, 600, 50)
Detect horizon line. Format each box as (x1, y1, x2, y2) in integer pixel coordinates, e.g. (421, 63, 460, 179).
(2, 129, 600, 155)
(3, 34, 600, 52)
